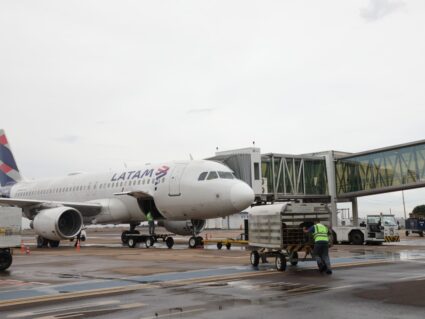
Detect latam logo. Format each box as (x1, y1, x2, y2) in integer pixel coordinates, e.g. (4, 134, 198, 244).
(110, 165, 170, 182)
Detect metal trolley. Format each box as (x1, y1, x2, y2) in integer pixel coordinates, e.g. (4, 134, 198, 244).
(248, 202, 331, 271)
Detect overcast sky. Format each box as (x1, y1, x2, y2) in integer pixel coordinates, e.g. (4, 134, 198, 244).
(1, 0, 424, 217)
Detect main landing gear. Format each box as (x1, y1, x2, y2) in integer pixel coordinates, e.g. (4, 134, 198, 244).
(188, 236, 204, 249)
(37, 236, 61, 248)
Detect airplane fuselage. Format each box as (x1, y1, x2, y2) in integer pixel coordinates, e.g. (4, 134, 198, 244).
(7, 160, 254, 224)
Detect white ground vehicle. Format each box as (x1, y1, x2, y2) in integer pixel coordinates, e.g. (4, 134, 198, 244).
(0, 207, 21, 271)
(332, 214, 400, 245)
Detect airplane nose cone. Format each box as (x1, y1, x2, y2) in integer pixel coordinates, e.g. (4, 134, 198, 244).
(231, 182, 255, 211)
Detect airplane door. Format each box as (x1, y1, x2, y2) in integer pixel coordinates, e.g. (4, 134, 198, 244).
(169, 163, 187, 196)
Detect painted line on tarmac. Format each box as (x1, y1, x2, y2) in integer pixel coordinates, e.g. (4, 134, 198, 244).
(140, 308, 206, 319)
(35, 302, 146, 319)
(0, 284, 156, 310)
(0, 258, 390, 309)
(7, 300, 120, 318)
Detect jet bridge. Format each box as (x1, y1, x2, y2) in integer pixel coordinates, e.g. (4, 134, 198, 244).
(208, 148, 330, 203)
(208, 138, 425, 228)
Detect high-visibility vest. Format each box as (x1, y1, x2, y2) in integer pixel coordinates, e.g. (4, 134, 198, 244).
(146, 212, 153, 222)
(313, 223, 329, 242)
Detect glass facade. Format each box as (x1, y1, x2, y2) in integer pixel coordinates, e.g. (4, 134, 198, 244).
(336, 143, 425, 196)
(261, 155, 328, 196)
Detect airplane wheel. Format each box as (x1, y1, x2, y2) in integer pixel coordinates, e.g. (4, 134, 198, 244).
(0, 251, 12, 271)
(188, 236, 197, 248)
(275, 253, 287, 271)
(217, 242, 223, 250)
(196, 236, 204, 246)
(250, 251, 260, 267)
(128, 238, 136, 248)
(165, 237, 174, 249)
(37, 236, 48, 248)
(226, 243, 231, 250)
(49, 240, 60, 248)
(121, 231, 130, 244)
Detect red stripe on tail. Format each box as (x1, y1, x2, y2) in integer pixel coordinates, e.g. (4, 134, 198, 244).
(0, 134, 7, 146)
(0, 163, 12, 173)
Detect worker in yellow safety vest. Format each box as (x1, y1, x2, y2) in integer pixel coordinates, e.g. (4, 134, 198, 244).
(303, 220, 332, 275)
(147, 211, 155, 235)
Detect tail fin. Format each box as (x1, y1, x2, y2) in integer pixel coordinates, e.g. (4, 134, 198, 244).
(0, 129, 22, 186)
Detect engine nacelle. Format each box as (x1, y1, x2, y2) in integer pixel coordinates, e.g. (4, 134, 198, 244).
(33, 207, 83, 241)
(162, 219, 206, 236)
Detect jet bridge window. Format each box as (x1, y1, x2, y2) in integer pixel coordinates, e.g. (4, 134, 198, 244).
(218, 171, 234, 179)
(207, 171, 218, 180)
(198, 172, 208, 181)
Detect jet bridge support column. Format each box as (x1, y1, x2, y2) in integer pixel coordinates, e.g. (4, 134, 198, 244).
(352, 197, 359, 227)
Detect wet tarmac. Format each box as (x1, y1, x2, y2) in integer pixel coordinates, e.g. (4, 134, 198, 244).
(2, 229, 425, 318)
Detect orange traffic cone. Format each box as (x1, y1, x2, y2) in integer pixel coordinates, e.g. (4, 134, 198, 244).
(75, 240, 81, 251)
(20, 240, 25, 254)
(25, 246, 30, 255)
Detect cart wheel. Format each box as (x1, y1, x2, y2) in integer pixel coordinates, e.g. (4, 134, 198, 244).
(0, 251, 13, 271)
(275, 254, 287, 271)
(145, 237, 154, 248)
(290, 251, 298, 266)
(250, 251, 260, 267)
(149, 236, 155, 246)
(188, 236, 197, 248)
(121, 231, 130, 244)
(217, 242, 223, 250)
(128, 238, 136, 248)
(165, 237, 174, 249)
(226, 243, 231, 250)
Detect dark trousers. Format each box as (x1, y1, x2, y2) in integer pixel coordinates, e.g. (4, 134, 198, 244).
(148, 221, 155, 235)
(313, 242, 332, 271)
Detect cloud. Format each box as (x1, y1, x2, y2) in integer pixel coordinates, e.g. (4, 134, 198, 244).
(54, 135, 81, 144)
(360, 0, 406, 22)
(186, 107, 217, 114)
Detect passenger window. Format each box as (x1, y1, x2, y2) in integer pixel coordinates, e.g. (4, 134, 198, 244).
(207, 171, 218, 180)
(218, 171, 234, 179)
(198, 172, 208, 181)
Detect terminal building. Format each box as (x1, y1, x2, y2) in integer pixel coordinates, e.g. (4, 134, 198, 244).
(207, 139, 425, 228)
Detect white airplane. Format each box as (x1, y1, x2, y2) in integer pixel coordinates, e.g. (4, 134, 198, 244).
(0, 129, 254, 248)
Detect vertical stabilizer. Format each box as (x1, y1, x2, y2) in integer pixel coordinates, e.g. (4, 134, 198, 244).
(0, 129, 22, 186)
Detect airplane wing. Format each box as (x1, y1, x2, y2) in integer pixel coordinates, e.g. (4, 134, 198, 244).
(0, 198, 102, 217)
(113, 190, 153, 199)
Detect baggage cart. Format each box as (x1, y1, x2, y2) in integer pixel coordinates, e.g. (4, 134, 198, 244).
(0, 207, 22, 271)
(248, 202, 331, 271)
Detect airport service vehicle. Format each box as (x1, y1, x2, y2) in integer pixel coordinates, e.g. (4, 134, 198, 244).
(125, 232, 175, 249)
(0, 129, 254, 248)
(0, 207, 21, 271)
(405, 218, 425, 237)
(248, 202, 331, 271)
(333, 214, 400, 245)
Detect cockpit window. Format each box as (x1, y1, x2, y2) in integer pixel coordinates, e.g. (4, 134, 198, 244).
(207, 171, 218, 180)
(218, 171, 234, 179)
(198, 172, 208, 181)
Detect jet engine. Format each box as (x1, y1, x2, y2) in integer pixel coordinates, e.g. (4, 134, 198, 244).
(33, 207, 83, 241)
(161, 219, 206, 236)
